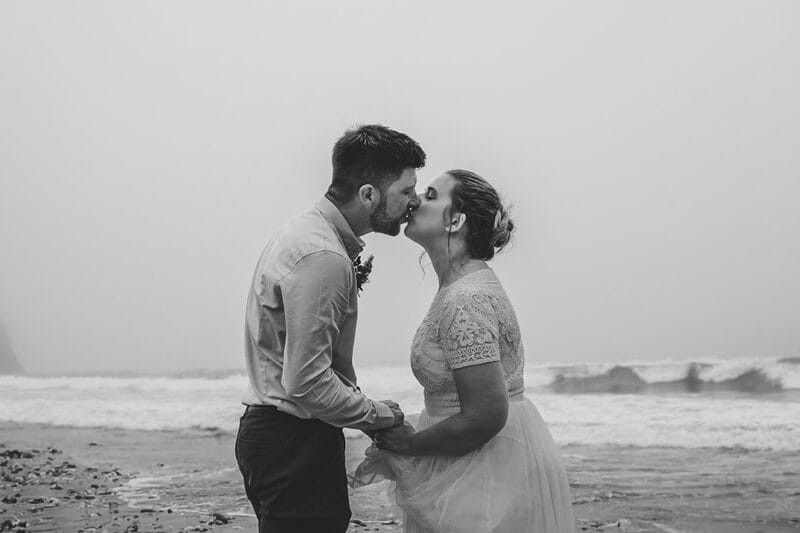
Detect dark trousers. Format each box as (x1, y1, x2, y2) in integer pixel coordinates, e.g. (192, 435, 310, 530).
(235, 405, 351, 533)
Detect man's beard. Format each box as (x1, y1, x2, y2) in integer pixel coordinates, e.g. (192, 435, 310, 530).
(369, 197, 405, 236)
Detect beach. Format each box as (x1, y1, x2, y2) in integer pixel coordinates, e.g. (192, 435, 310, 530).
(3, 421, 799, 533)
(2, 360, 800, 532)
(0, 422, 404, 533)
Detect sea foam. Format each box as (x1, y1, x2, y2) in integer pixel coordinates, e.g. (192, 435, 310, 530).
(1, 357, 798, 451)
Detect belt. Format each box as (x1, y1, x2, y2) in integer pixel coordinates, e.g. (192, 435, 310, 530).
(243, 404, 279, 414)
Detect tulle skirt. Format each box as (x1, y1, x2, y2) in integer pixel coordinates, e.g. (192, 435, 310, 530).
(351, 397, 576, 533)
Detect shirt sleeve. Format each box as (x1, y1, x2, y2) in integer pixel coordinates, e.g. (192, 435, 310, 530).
(440, 289, 502, 369)
(279, 250, 395, 431)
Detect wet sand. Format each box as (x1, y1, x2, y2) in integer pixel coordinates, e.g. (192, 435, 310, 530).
(0, 422, 401, 533)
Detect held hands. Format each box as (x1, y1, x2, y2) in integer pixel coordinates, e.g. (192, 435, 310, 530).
(364, 400, 405, 441)
(374, 421, 416, 455)
(379, 399, 404, 427)
(368, 400, 416, 454)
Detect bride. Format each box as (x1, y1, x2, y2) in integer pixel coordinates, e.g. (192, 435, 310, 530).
(352, 169, 576, 533)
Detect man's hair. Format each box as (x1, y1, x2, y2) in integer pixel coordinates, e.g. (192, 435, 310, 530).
(327, 124, 426, 203)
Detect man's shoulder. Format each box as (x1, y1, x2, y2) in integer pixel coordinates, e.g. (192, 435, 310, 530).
(259, 208, 350, 277)
(282, 207, 347, 256)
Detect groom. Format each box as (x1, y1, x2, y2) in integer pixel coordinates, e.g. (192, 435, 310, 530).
(236, 124, 426, 533)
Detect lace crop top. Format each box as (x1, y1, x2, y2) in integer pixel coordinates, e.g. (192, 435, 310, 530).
(410, 268, 525, 415)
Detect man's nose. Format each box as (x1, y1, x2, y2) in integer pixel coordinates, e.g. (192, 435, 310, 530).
(409, 195, 421, 209)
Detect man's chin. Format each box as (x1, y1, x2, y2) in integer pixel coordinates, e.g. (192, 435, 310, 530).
(376, 224, 402, 237)
(373, 219, 405, 237)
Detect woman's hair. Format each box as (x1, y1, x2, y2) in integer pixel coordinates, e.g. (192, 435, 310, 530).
(446, 169, 514, 261)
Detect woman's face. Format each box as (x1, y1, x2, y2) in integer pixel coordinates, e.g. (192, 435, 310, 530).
(404, 172, 457, 246)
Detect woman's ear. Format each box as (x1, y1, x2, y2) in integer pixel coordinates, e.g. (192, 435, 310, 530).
(358, 184, 380, 210)
(445, 212, 467, 233)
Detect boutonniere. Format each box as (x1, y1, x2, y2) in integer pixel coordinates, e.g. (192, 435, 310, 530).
(353, 254, 374, 295)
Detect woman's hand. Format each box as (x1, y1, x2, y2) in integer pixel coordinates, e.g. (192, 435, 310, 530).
(375, 422, 416, 455)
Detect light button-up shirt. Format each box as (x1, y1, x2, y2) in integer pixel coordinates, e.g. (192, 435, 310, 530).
(242, 197, 394, 431)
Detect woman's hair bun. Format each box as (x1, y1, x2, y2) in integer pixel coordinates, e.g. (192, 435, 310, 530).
(447, 169, 515, 261)
(489, 208, 514, 251)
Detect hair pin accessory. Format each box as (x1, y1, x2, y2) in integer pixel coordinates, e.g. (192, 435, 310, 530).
(493, 209, 502, 230)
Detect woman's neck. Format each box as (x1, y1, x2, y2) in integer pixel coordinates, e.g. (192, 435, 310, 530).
(427, 244, 487, 289)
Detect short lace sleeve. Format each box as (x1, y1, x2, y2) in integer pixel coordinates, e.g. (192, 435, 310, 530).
(440, 289, 501, 369)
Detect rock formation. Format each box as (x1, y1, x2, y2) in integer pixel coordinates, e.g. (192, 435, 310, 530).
(0, 320, 23, 375)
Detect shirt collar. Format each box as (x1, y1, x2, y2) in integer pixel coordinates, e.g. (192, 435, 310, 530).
(316, 196, 365, 261)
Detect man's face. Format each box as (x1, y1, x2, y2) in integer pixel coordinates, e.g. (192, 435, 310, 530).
(369, 168, 420, 236)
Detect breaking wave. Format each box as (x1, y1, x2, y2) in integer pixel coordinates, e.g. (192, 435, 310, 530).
(1, 357, 798, 451)
(524, 356, 800, 394)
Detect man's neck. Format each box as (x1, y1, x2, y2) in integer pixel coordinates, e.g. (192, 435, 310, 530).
(325, 192, 371, 237)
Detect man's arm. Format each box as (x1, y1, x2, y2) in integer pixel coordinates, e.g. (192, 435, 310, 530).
(279, 250, 400, 431)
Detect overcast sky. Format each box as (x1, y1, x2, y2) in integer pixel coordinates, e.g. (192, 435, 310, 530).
(1, 1, 798, 375)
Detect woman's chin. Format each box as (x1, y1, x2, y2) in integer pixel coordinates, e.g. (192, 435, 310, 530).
(403, 222, 418, 242)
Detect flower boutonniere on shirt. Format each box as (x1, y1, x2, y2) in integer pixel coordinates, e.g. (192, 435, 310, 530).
(353, 254, 374, 295)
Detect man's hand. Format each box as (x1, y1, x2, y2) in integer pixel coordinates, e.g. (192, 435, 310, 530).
(380, 399, 400, 410)
(379, 400, 404, 427)
(375, 422, 416, 455)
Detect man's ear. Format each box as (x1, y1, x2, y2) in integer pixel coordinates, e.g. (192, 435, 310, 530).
(445, 212, 467, 233)
(358, 184, 380, 210)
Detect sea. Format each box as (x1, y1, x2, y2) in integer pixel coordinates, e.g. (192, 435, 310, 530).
(2, 356, 799, 532)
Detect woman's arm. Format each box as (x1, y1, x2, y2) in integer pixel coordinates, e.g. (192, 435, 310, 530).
(378, 360, 508, 456)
